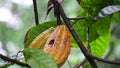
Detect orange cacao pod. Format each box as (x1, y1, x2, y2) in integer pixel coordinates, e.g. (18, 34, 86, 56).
(43, 25, 71, 67)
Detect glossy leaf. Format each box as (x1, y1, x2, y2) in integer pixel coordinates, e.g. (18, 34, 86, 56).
(112, 12, 120, 25)
(23, 48, 57, 68)
(72, 10, 99, 47)
(94, 16, 111, 36)
(72, 20, 99, 47)
(80, 0, 112, 15)
(72, 21, 86, 47)
(71, 10, 88, 47)
(74, 10, 111, 57)
(90, 33, 110, 57)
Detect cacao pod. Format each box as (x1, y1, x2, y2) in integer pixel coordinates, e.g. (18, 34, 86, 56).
(29, 27, 54, 50)
(43, 25, 71, 67)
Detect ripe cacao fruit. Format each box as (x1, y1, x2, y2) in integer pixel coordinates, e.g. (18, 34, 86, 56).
(43, 25, 71, 67)
(28, 25, 71, 67)
(29, 27, 54, 50)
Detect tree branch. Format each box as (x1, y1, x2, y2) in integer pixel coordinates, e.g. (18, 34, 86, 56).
(56, 1, 98, 68)
(0, 54, 30, 68)
(33, 0, 39, 25)
(88, 54, 120, 65)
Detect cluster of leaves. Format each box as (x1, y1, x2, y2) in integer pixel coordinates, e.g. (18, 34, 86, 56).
(0, 0, 120, 68)
(76, 0, 120, 57)
(23, 0, 120, 68)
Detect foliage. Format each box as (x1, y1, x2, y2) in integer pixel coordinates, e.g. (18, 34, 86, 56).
(23, 48, 57, 68)
(0, 0, 120, 68)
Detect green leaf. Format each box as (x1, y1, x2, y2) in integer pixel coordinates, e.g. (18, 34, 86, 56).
(75, 0, 112, 58)
(94, 16, 111, 36)
(72, 22, 98, 47)
(90, 32, 110, 57)
(24, 21, 56, 48)
(23, 48, 57, 68)
(72, 21, 86, 47)
(72, 11, 99, 47)
(112, 12, 120, 25)
(114, 0, 120, 5)
(80, 0, 112, 15)
(72, 22, 100, 48)
(89, 25, 100, 42)
(90, 16, 111, 57)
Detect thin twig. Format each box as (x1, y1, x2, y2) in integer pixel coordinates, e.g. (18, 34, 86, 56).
(88, 54, 120, 65)
(33, 0, 39, 25)
(68, 16, 86, 25)
(86, 27, 90, 50)
(0, 54, 30, 68)
(15, 50, 23, 60)
(57, 16, 62, 25)
(67, 16, 86, 20)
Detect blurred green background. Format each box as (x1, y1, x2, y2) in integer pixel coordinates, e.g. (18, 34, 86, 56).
(0, 0, 120, 68)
